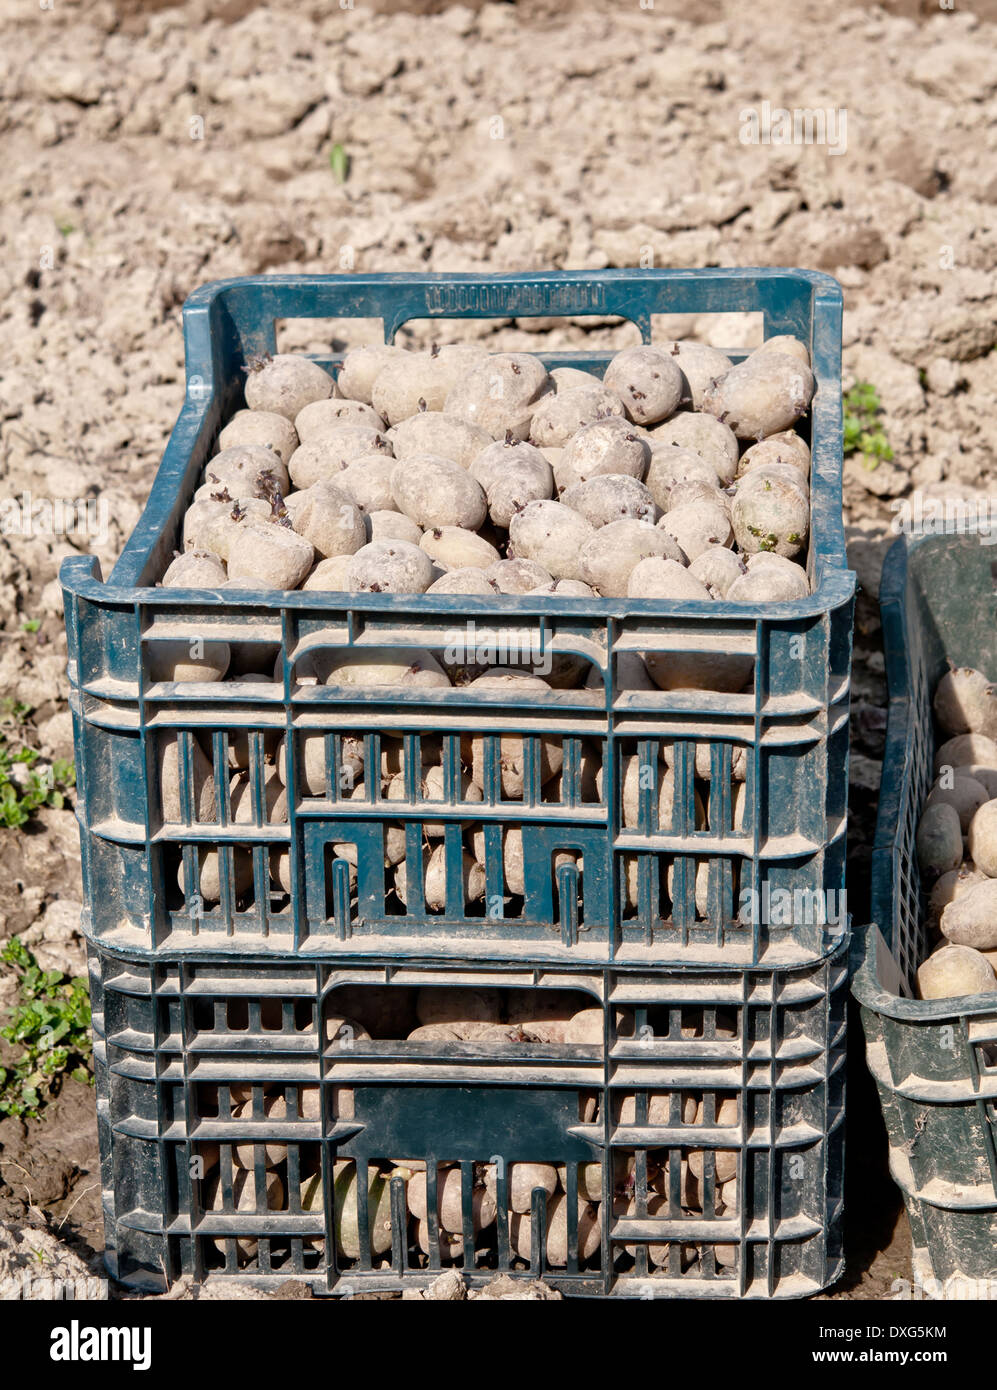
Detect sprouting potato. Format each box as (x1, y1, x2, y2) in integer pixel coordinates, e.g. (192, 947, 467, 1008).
(371, 351, 464, 425)
(967, 799, 997, 877)
(940, 877, 997, 950)
(644, 645, 753, 693)
(218, 409, 299, 466)
(288, 428, 392, 489)
(929, 864, 987, 924)
(659, 341, 734, 411)
(364, 509, 423, 546)
(333, 1161, 394, 1259)
(336, 456, 401, 514)
(579, 518, 684, 596)
(485, 557, 554, 594)
(509, 1192, 602, 1266)
(421, 764, 483, 835)
(688, 546, 746, 598)
(391, 454, 487, 530)
(602, 345, 685, 426)
(657, 501, 733, 560)
(227, 521, 314, 589)
(419, 525, 499, 571)
(935, 733, 997, 776)
(563, 1007, 603, 1044)
(749, 335, 811, 367)
(702, 352, 815, 440)
(964, 766, 997, 799)
(926, 774, 989, 832)
(178, 843, 253, 904)
(529, 383, 626, 448)
(508, 500, 595, 582)
(470, 439, 554, 527)
(301, 555, 354, 591)
(407, 1167, 496, 1231)
(324, 647, 450, 689)
(201, 444, 290, 500)
(934, 667, 997, 740)
(917, 943, 997, 999)
(627, 557, 713, 602)
(428, 568, 498, 595)
(244, 354, 335, 421)
(916, 801, 963, 876)
(730, 473, 809, 558)
(557, 417, 650, 487)
(736, 435, 811, 483)
(648, 410, 739, 484)
(282, 481, 365, 559)
(460, 672, 563, 795)
(183, 497, 272, 561)
(445, 353, 550, 439)
(561, 475, 659, 528)
(277, 730, 363, 796)
(614, 755, 677, 830)
(644, 445, 722, 511)
(531, 579, 596, 598)
(148, 637, 230, 684)
(163, 550, 227, 588)
(505, 1163, 559, 1214)
(335, 344, 406, 405)
(388, 411, 492, 469)
(296, 397, 385, 437)
(158, 733, 216, 823)
(726, 552, 809, 601)
(203, 1167, 285, 1262)
(345, 539, 435, 594)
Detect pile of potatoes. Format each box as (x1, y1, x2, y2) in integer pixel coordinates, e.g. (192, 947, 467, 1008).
(197, 988, 739, 1275)
(915, 664, 997, 999)
(165, 337, 816, 644)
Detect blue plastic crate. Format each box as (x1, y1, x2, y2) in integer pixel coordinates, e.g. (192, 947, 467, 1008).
(90, 935, 847, 1298)
(62, 271, 853, 967)
(853, 529, 997, 1289)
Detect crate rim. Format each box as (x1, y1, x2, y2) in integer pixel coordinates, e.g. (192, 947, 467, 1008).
(60, 268, 853, 622)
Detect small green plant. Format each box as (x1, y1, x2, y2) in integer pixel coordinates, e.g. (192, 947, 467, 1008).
(20, 619, 40, 634)
(0, 736, 75, 829)
(0, 937, 92, 1118)
(843, 382, 893, 470)
(329, 143, 350, 185)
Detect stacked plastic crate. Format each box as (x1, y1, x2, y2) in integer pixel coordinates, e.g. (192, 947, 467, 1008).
(63, 270, 853, 1297)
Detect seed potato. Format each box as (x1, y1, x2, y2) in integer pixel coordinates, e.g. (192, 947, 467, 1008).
(648, 410, 739, 484)
(508, 499, 595, 582)
(602, 345, 685, 426)
(579, 518, 683, 596)
(702, 352, 815, 441)
(244, 353, 335, 421)
(659, 340, 733, 410)
(218, 409, 299, 466)
(391, 454, 487, 530)
(561, 474, 659, 528)
(917, 943, 997, 999)
(557, 417, 650, 488)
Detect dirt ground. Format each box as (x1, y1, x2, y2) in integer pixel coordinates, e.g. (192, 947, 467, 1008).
(2, 0, 996, 1300)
